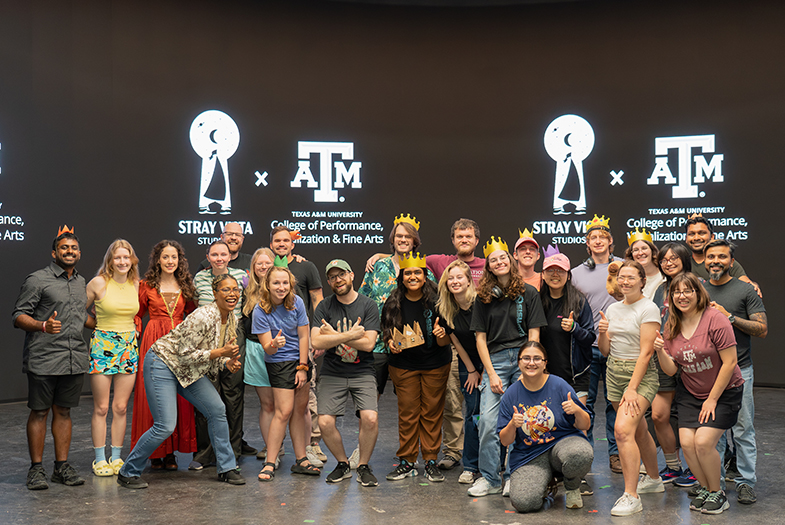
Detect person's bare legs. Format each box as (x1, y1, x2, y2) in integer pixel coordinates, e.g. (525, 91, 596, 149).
(318, 414, 346, 462)
(27, 409, 50, 462)
(358, 409, 378, 465)
(255, 386, 275, 446)
(613, 396, 654, 497)
(51, 405, 73, 461)
(110, 374, 136, 448)
(90, 374, 112, 449)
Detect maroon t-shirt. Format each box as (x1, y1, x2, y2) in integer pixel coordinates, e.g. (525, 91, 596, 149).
(664, 307, 744, 399)
(426, 254, 485, 284)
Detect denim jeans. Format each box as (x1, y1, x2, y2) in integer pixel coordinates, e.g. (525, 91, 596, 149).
(120, 352, 237, 477)
(587, 346, 618, 455)
(458, 360, 481, 473)
(478, 348, 521, 487)
(718, 364, 756, 488)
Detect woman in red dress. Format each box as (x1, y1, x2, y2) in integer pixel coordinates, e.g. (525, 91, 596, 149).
(131, 240, 197, 470)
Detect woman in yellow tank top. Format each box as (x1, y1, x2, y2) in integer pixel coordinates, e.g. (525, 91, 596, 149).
(85, 239, 141, 477)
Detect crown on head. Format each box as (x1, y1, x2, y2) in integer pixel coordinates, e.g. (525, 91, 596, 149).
(585, 214, 611, 234)
(627, 227, 653, 246)
(687, 212, 703, 221)
(518, 228, 534, 239)
(394, 213, 420, 230)
(542, 244, 561, 258)
(398, 252, 427, 269)
(273, 255, 289, 268)
(57, 225, 75, 237)
(391, 322, 425, 351)
(483, 236, 509, 258)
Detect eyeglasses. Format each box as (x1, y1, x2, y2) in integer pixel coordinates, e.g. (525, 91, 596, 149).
(673, 289, 695, 298)
(326, 271, 349, 283)
(223, 232, 243, 238)
(218, 287, 241, 295)
(661, 256, 680, 264)
(543, 268, 566, 275)
(519, 356, 544, 363)
(617, 276, 639, 283)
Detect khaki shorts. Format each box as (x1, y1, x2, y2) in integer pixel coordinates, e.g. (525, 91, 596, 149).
(606, 355, 659, 405)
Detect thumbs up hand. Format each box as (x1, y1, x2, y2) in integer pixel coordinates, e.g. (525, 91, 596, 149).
(561, 311, 575, 332)
(562, 391, 579, 415)
(270, 329, 286, 351)
(653, 329, 664, 353)
(511, 405, 525, 428)
(432, 317, 446, 339)
(598, 311, 609, 334)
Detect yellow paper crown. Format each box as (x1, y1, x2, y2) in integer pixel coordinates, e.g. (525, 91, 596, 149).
(518, 228, 534, 239)
(483, 236, 509, 258)
(394, 213, 420, 231)
(627, 227, 653, 246)
(585, 214, 611, 233)
(687, 212, 703, 220)
(398, 252, 427, 269)
(57, 225, 75, 236)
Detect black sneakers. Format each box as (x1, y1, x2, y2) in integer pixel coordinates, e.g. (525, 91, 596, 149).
(386, 459, 417, 480)
(424, 460, 445, 482)
(218, 468, 246, 485)
(51, 462, 84, 486)
(26, 465, 48, 490)
(326, 462, 352, 484)
(356, 464, 378, 487)
(117, 473, 149, 489)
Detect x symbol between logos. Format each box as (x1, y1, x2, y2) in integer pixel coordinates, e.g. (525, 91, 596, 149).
(610, 170, 624, 186)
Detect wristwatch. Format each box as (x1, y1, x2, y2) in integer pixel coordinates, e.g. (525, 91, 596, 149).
(727, 314, 736, 324)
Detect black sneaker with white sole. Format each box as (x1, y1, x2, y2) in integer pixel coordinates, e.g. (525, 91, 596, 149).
(424, 460, 445, 482)
(356, 464, 378, 487)
(326, 462, 352, 483)
(218, 468, 246, 485)
(386, 459, 417, 481)
(51, 462, 84, 486)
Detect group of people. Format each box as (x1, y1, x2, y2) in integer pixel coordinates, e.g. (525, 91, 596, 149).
(12, 212, 766, 517)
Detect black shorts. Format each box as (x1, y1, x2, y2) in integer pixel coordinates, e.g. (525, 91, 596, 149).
(266, 360, 312, 390)
(676, 381, 743, 430)
(372, 352, 390, 396)
(27, 373, 84, 410)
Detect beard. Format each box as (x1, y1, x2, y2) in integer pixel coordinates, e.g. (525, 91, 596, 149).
(708, 264, 728, 282)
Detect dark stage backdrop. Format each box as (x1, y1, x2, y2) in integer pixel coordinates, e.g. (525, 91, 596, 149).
(0, 0, 782, 401)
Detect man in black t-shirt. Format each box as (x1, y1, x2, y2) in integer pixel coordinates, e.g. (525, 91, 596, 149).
(311, 260, 381, 487)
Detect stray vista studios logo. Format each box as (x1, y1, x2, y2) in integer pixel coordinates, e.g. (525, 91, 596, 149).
(542, 114, 725, 216)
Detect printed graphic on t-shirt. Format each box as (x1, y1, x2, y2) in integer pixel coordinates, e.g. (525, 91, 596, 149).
(518, 401, 556, 446)
(676, 343, 715, 375)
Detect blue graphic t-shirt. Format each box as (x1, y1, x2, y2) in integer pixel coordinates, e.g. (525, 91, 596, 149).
(497, 375, 590, 474)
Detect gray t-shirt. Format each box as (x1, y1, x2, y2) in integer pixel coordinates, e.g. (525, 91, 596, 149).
(571, 257, 622, 346)
(691, 257, 746, 281)
(703, 277, 765, 369)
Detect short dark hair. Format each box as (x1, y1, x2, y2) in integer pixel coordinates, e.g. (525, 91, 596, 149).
(450, 218, 480, 240)
(685, 215, 714, 234)
(211, 273, 238, 292)
(52, 232, 80, 251)
(704, 238, 735, 258)
(270, 225, 292, 243)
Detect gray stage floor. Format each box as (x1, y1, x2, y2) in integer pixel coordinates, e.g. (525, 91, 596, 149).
(1, 385, 783, 524)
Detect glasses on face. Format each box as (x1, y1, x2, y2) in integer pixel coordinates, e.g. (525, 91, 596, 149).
(327, 271, 349, 283)
(661, 255, 680, 265)
(519, 356, 544, 363)
(218, 287, 241, 295)
(617, 276, 639, 283)
(223, 232, 243, 238)
(544, 267, 566, 275)
(673, 289, 695, 298)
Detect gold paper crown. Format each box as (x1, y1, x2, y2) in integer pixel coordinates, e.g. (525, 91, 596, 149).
(57, 225, 75, 236)
(627, 227, 653, 246)
(483, 236, 509, 258)
(391, 322, 425, 351)
(398, 252, 427, 269)
(394, 213, 420, 230)
(687, 212, 703, 220)
(585, 214, 611, 233)
(518, 228, 534, 239)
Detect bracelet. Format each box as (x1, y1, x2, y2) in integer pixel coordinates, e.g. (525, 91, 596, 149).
(42, 320, 47, 332)
(296, 364, 309, 372)
(467, 369, 477, 374)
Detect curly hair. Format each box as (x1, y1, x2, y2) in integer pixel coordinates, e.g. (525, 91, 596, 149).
(97, 239, 140, 283)
(436, 260, 476, 329)
(476, 251, 527, 303)
(381, 267, 438, 345)
(143, 240, 196, 301)
(259, 267, 298, 313)
(243, 248, 275, 316)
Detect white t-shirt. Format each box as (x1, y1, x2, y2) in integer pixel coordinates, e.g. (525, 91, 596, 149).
(642, 272, 665, 299)
(606, 297, 660, 360)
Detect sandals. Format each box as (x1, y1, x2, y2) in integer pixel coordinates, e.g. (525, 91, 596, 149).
(92, 460, 114, 477)
(258, 462, 276, 482)
(291, 457, 321, 476)
(163, 454, 178, 471)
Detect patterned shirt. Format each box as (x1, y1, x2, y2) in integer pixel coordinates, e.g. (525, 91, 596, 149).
(152, 303, 235, 387)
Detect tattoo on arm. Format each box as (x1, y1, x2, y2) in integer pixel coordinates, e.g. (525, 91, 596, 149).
(733, 312, 768, 338)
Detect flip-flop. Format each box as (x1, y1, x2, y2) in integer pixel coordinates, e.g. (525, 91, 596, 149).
(291, 457, 321, 476)
(258, 462, 276, 482)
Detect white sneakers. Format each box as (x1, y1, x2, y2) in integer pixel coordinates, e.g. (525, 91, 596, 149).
(565, 488, 583, 509)
(348, 447, 360, 470)
(458, 470, 476, 484)
(467, 477, 502, 497)
(611, 492, 643, 516)
(305, 446, 324, 468)
(503, 479, 510, 497)
(637, 474, 665, 493)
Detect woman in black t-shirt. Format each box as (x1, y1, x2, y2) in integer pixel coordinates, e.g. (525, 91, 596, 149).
(381, 254, 451, 483)
(436, 260, 482, 485)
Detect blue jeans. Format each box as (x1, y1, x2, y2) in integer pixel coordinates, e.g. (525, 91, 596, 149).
(120, 352, 237, 477)
(718, 364, 756, 488)
(478, 348, 521, 487)
(587, 346, 618, 455)
(458, 360, 481, 473)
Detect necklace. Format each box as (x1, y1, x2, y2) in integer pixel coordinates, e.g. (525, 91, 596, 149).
(159, 289, 182, 329)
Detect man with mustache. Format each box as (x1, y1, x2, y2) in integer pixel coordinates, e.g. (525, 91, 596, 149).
(702, 239, 767, 506)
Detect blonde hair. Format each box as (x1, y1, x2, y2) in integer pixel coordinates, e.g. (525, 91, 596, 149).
(436, 260, 476, 329)
(259, 267, 298, 313)
(243, 247, 275, 316)
(97, 239, 139, 283)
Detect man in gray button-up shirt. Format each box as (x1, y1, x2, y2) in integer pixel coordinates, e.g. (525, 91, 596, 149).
(12, 229, 94, 490)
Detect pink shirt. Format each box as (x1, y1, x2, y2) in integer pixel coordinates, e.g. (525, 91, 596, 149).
(664, 308, 743, 399)
(426, 254, 485, 284)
